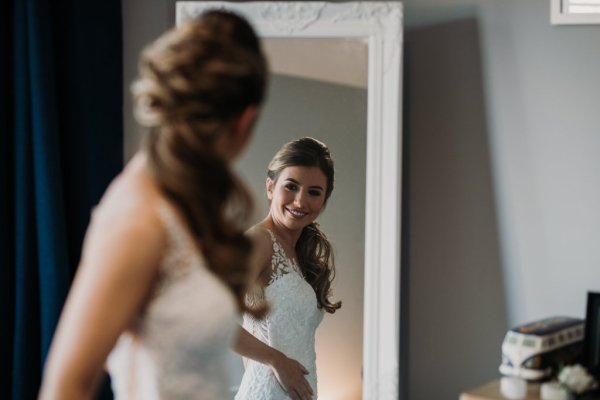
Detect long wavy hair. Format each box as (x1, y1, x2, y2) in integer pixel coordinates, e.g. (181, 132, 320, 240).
(267, 137, 342, 314)
(132, 10, 268, 317)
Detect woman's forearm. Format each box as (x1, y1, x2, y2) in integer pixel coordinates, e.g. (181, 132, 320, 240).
(232, 325, 312, 397)
(39, 384, 92, 400)
(38, 369, 98, 400)
(231, 325, 283, 366)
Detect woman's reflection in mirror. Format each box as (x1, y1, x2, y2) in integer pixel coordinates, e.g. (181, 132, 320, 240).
(232, 137, 342, 400)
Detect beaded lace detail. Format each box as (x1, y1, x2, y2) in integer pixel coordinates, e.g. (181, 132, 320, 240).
(107, 201, 238, 400)
(267, 230, 304, 284)
(236, 228, 324, 400)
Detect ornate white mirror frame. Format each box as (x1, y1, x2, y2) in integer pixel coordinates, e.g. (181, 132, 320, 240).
(176, 2, 404, 399)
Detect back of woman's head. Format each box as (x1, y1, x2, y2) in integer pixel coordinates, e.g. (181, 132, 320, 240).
(133, 10, 267, 134)
(268, 137, 341, 313)
(267, 137, 335, 202)
(132, 10, 269, 318)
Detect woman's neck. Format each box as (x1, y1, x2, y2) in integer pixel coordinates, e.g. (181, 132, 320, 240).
(261, 215, 302, 250)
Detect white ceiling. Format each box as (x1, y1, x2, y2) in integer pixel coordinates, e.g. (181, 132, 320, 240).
(263, 37, 368, 89)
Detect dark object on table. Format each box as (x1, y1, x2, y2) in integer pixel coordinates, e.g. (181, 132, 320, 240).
(584, 292, 600, 381)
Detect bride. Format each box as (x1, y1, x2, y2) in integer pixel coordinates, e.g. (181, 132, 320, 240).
(232, 137, 342, 400)
(39, 10, 268, 399)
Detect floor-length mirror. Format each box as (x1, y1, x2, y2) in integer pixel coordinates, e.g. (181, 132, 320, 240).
(177, 3, 403, 399)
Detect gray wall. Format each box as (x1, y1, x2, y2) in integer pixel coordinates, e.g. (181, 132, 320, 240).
(122, 0, 175, 160)
(404, 0, 600, 398)
(405, 17, 506, 400)
(480, 0, 600, 324)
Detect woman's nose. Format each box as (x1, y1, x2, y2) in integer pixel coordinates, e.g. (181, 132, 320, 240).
(293, 191, 306, 206)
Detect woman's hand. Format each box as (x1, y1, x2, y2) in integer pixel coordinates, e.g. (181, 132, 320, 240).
(270, 352, 314, 400)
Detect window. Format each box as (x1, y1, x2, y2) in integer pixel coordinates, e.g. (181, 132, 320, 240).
(551, 0, 600, 24)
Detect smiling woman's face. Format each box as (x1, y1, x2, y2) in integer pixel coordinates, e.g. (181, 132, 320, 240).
(267, 166, 328, 234)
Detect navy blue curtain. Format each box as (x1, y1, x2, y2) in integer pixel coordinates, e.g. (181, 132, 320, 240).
(0, 0, 122, 399)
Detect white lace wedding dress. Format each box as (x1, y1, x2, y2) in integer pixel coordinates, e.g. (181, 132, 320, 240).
(235, 229, 324, 400)
(106, 201, 238, 400)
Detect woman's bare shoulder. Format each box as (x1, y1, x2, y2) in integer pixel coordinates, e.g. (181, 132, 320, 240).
(92, 157, 163, 230)
(81, 169, 169, 273)
(246, 224, 272, 242)
(245, 224, 274, 284)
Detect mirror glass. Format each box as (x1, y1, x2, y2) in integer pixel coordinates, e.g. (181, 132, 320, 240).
(232, 37, 368, 399)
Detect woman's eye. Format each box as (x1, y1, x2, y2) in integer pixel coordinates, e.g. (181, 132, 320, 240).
(284, 184, 297, 191)
(309, 190, 322, 196)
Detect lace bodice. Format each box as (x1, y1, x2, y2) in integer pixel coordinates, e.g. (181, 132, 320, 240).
(235, 229, 324, 400)
(106, 201, 238, 400)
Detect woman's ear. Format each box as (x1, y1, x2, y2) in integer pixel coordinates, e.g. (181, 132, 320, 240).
(266, 178, 274, 200)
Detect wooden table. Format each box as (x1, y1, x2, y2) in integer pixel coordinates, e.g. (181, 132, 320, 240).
(460, 380, 600, 400)
(459, 380, 540, 400)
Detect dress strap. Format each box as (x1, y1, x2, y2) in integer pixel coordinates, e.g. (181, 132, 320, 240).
(263, 228, 291, 262)
(155, 200, 195, 248)
(262, 228, 304, 284)
(155, 202, 181, 241)
(152, 200, 198, 285)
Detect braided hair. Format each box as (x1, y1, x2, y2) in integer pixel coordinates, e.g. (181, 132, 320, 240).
(132, 10, 268, 317)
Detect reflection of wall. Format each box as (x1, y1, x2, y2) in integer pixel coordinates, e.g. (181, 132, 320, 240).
(405, 0, 600, 398)
(234, 74, 367, 400)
